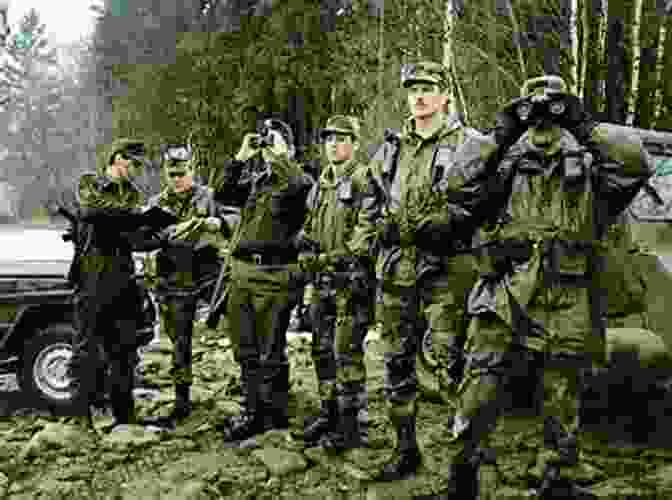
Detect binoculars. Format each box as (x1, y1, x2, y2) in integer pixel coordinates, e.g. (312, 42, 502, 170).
(513, 94, 568, 124)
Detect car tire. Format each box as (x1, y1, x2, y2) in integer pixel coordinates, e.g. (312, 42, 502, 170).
(416, 327, 444, 403)
(17, 323, 80, 413)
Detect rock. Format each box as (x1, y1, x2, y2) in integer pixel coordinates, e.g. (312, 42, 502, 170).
(366, 482, 416, 500)
(102, 424, 161, 450)
(173, 479, 210, 500)
(251, 447, 308, 476)
(18, 423, 97, 460)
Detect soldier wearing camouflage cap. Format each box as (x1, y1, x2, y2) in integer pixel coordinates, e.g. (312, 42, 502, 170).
(349, 61, 499, 480)
(295, 115, 374, 451)
(436, 75, 654, 498)
(142, 144, 230, 429)
(67, 138, 151, 432)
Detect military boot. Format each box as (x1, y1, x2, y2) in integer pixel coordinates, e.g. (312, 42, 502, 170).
(143, 383, 191, 429)
(534, 464, 597, 499)
(259, 363, 290, 431)
(302, 397, 338, 446)
(220, 360, 265, 442)
(320, 382, 365, 453)
(376, 412, 422, 481)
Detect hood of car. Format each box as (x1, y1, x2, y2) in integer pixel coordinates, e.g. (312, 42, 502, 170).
(0, 226, 73, 276)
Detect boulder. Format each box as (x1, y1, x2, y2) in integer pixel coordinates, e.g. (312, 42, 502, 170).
(251, 447, 308, 476)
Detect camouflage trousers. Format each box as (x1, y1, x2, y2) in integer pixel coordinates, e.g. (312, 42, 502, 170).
(380, 268, 474, 421)
(305, 272, 370, 418)
(157, 294, 198, 386)
(451, 285, 596, 476)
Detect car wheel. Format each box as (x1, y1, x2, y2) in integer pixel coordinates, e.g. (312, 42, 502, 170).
(17, 323, 79, 412)
(416, 327, 443, 403)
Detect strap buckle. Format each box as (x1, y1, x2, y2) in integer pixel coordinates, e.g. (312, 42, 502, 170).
(252, 253, 263, 265)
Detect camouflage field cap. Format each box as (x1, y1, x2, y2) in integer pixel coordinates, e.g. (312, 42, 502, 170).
(401, 61, 449, 89)
(521, 75, 568, 98)
(320, 115, 361, 140)
(161, 144, 193, 177)
(96, 138, 146, 173)
(107, 138, 146, 164)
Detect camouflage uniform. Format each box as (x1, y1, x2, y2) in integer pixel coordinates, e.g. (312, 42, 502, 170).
(216, 121, 313, 442)
(144, 145, 229, 425)
(298, 115, 372, 449)
(68, 138, 148, 426)
(441, 77, 654, 499)
(351, 62, 497, 480)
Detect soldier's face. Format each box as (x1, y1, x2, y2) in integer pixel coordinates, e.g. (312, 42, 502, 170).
(407, 83, 448, 119)
(324, 133, 355, 164)
(528, 123, 563, 156)
(166, 161, 193, 192)
(109, 153, 132, 178)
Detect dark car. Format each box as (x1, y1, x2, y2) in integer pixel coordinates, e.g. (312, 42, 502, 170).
(0, 224, 157, 413)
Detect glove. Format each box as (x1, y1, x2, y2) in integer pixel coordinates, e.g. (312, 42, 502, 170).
(204, 216, 222, 232)
(415, 222, 455, 252)
(555, 94, 597, 144)
(380, 222, 401, 247)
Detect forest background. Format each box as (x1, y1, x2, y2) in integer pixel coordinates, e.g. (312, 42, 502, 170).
(1, 0, 672, 219)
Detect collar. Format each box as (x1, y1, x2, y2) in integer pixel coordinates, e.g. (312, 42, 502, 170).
(319, 158, 358, 188)
(402, 112, 462, 143)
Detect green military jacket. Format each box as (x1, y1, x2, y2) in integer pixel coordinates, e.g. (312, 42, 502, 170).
(468, 124, 654, 325)
(303, 158, 367, 259)
(146, 182, 228, 293)
(221, 153, 313, 257)
(349, 113, 498, 286)
(75, 172, 144, 276)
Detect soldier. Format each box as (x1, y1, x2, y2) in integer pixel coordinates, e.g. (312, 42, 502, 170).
(142, 144, 230, 429)
(215, 119, 313, 442)
(67, 138, 150, 431)
(297, 115, 372, 451)
(434, 76, 654, 499)
(350, 61, 498, 480)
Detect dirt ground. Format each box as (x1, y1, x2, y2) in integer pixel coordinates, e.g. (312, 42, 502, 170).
(1, 321, 672, 500)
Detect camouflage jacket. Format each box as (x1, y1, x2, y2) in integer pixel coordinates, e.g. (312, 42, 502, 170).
(146, 182, 230, 292)
(469, 124, 655, 316)
(349, 114, 499, 285)
(74, 171, 144, 277)
(303, 158, 368, 263)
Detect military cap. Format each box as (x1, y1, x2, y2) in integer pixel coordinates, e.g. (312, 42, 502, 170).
(161, 144, 193, 163)
(319, 115, 361, 140)
(401, 61, 449, 89)
(107, 138, 146, 164)
(520, 75, 568, 98)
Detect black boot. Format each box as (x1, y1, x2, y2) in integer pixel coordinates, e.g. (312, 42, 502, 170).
(376, 414, 422, 481)
(260, 364, 290, 431)
(220, 361, 265, 442)
(143, 384, 191, 429)
(535, 464, 597, 499)
(302, 397, 338, 446)
(321, 382, 364, 453)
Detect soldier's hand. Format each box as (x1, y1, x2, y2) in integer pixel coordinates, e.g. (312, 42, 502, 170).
(204, 216, 222, 232)
(235, 133, 262, 162)
(556, 95, 597, 144)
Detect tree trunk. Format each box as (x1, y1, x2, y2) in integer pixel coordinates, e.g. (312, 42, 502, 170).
(582, 0, 607, 119)
(633, 0, 661, 129)
(606, 14, 627, 123)
(627, 0, 643, 125)
(443, 0, 459, 116)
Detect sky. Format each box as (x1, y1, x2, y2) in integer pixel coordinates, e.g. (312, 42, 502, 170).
(6, 0, 98, 46)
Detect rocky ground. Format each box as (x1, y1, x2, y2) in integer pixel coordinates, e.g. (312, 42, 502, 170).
(1, 322, 672, 499)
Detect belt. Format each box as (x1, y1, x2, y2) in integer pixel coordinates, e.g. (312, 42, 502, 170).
(232, 249, 294, 266)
